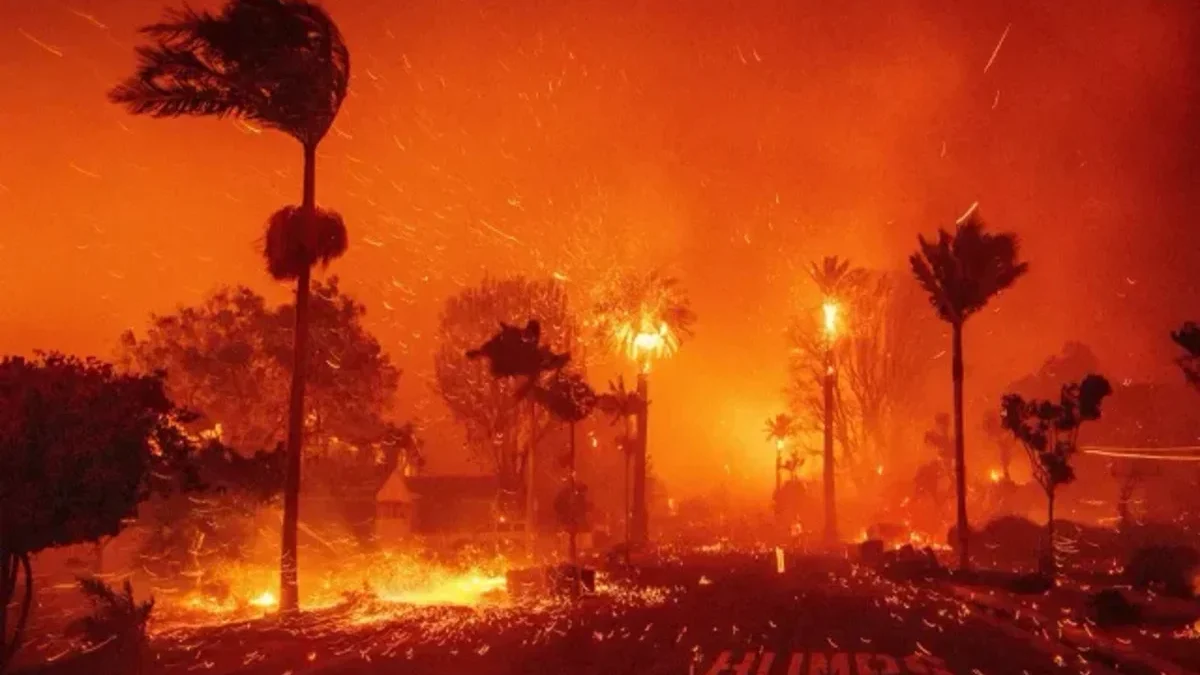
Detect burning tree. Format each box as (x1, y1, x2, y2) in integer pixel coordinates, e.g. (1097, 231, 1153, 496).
(787, 270, 939, 485)
(1171, 322, 1200, 389)
(910, 211, 1029, 569)
(110, 0, 352, 614)
(119, 279, 419, 546)
(763, 414, 795, 506)
(1001, 374, 1113, 576)
(436, 277, 578, 514)
(590, 269, 695, 547)
(0, 354, 197, 670)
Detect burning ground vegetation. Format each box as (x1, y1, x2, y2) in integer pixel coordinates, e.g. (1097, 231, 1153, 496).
(15, 507, 681, 674)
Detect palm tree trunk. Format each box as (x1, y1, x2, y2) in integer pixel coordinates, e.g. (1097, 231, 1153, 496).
(0, 553, 32, 671)
(632, 373, 649, 549)
(623, 439, 631, 547)
(823, 345, 837, 544)
(526, 396, 537, 554)
(952, 321, 969, 570)
(280, 142, 317, 614)
(1044, 490, 1056, 578)
(569, 421, 579, 598)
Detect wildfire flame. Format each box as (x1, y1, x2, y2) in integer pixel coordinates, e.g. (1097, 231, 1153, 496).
(615, 318, 677, 372)
(989, 468, 1003, 483)
(160, 550, 510, 630)
(822, 300, 839, 338)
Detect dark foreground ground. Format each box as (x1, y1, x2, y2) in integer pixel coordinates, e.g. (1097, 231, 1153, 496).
(23, 551, 1172, 675)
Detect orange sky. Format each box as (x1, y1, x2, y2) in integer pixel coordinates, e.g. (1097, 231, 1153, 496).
(1, 0, 1197, 497)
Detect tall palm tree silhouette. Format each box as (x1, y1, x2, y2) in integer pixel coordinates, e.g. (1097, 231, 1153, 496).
(110, 0, 351, 612)
(910, 212, 1028, 569)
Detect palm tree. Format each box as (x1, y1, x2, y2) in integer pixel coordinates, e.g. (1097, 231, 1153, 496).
(910, 212, 1028, 569)
(536, 371, 598, 597)
(591, 270, 695, 549)
(763, 414, 794, 501)
(596, 376, 646, 549)
(808, 256, 865, 544)
(808, 256, 867, 300)
(468, 320, 571, 546)
(110, 0, 350, 614)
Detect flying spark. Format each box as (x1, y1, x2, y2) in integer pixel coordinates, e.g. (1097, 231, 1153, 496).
(984, 23, 1012, 74)
(18, 29, 63, 57)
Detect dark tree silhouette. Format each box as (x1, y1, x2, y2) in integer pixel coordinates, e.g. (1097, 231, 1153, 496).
(913, 413, 955, 518)
(437, 277, 577, 502)
(910, 212, 1029, 569)
(1001, 374, 1112, 577)
(465, 305, 572, 536)
(596, 376, 646, 547)
(110, 0, 352, 614)
(136, 442, 285, 583)
(1171, 322, 1200, 389)
(537, 371, 598, 597)
(119, 280, 419, 545)
(0, 354, 195, 670)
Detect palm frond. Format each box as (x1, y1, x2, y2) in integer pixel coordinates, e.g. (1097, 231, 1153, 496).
(111, 0, 350, 145)
(263, 205, 348, 280)
(909, 211, 1028, 324)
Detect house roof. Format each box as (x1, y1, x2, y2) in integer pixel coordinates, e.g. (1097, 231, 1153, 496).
(376, 472, 498, 503)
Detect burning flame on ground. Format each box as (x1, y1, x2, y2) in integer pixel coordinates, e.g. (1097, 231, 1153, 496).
(159, 550, 510, 630)
(989, 468, 1003, 483)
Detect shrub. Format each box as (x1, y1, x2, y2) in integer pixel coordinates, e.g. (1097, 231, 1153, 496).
(67, 577, 154, 673)
(1088, 588, 1141, 627)
(1124, 545, 1200, 599)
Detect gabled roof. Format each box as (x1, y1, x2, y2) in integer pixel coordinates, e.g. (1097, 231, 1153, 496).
(376, 471, 497, 503)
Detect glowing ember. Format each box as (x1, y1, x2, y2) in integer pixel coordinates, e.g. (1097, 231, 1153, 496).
(988, 468, 1003, 483)
(249, 590, 277, 608)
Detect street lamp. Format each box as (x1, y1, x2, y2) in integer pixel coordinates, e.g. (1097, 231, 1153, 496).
(821, 299, 840, 545)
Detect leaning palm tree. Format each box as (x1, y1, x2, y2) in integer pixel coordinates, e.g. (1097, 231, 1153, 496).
(468, 320, 571, 547)
(910, 212, 1028, 569)
(762, 414, 794, 499)
(110, 0, 351, 613)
